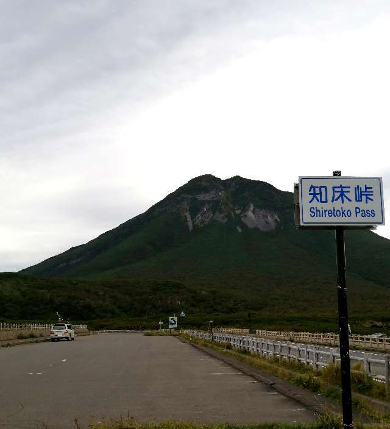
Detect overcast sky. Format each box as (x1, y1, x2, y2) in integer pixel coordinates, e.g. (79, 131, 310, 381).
(1, 0, 390, 272)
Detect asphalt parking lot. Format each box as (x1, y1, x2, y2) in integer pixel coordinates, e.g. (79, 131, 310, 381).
(0, 333, 317, 428)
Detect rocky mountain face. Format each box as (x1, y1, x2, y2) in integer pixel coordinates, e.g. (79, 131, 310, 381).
(160, 175, 284, 232)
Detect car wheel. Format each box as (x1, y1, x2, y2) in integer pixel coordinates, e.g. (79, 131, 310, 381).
(51, 339, 55, 342)
(66, 337, 70, 341)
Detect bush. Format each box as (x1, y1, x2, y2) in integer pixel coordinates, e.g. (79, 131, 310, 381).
(317, 412, 343, 429)
(321, 363, 341, 386)
(321, 362, 388, 401)
(292, 373, 321, 392)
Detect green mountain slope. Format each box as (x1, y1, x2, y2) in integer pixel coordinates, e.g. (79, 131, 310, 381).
(9, 174, 390, 331)
(21, 175, 390, 289)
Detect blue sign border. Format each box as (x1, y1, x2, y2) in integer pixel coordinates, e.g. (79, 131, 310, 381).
(299, 177, 384, 225)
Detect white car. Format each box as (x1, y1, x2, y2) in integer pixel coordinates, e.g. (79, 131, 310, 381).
(50, 323, 75, 342)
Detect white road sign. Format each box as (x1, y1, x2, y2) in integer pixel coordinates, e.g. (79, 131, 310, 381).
(299, 177, 385, 226)
(168, 316, 177, 328)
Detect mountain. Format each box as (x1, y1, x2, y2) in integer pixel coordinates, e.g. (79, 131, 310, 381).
(21, 174, 390, 284)
(13, 175, 390, 331)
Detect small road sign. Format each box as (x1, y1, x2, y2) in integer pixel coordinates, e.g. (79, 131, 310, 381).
(168, 317, 177, 328)
(299, 176, 384, 227)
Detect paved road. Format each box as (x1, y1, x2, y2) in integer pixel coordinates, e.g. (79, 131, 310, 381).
(0, 334, 316, 428)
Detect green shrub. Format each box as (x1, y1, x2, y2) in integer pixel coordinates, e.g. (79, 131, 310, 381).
(316, 413, 342, 429)
(292, 373, 321, 392)
(322, 362, 388, 400)
(321, 363, 341, 386)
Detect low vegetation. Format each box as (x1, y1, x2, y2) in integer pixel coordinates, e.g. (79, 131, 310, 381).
(143, 331, 178, 336)
(84, 414, 390, 429)
(16, 332, 41, 339)
(0, 329, 48, 342)
(86, 415, 345, 429)
(322, 363, 388, 400)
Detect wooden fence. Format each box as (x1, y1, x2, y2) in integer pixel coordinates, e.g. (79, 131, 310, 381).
(0, 323, 88, 330)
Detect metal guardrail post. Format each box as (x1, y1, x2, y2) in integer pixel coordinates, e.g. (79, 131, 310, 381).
(364, 356, 370, 374)
(314, 351, 319, 371)
(385, 355, 390, 394)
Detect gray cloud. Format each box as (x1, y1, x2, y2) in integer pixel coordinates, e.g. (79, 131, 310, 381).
(1, 1, 390, 271)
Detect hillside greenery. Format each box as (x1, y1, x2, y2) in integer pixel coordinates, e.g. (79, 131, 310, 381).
(1, 272, 390, 334)
(1, 175, 388, 332)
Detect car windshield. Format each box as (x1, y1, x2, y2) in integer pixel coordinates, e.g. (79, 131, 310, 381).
(53, 325, 66, 330)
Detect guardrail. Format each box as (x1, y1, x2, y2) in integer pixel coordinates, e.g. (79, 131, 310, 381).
(185, 330, 390, 393)
(0, 323, 88, 330)
(215, 328, 390, 352)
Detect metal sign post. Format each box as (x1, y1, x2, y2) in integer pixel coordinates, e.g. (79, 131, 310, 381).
(295, 171, 385, 429)
(333, 171, 353, 429)
(209, 320, 214, 341)
(335, 225, 353, 428)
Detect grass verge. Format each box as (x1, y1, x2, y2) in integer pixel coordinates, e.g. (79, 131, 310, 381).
(86, 413, 354, 429)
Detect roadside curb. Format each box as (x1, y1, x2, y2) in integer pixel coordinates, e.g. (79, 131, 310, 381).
(177, 336, 341, 417)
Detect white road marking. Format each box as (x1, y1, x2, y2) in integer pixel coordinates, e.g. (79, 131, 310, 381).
(211, 372, 242, 375)
(36, 373, 42, 375)
(61, 359, 67, 362)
